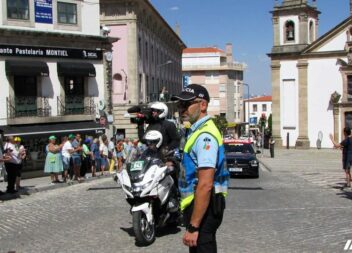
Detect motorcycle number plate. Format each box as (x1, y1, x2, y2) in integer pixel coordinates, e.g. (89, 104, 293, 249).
(130, 161, 144, 171)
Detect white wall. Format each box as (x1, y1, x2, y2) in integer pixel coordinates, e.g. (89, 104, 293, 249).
(183, 54, 221, 66)
(317, 32, 347, 52)
(308, 58, 344, 148)
(0, 61, 9, 126)
(280, 60, 299, 147)
(0, 0, 100, 36)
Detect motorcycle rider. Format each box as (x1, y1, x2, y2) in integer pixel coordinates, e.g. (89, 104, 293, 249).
(138, 102, 180, 152)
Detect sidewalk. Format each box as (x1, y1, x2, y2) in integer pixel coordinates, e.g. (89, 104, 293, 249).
(0, 172, 115, 201)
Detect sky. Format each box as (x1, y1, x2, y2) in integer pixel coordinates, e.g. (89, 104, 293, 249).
(150, 0, 350, 96)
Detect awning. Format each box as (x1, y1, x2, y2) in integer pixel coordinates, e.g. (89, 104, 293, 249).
(0, 121, 105, 137)
(57, 62, 96, 77)
(5, 60, 49, 76)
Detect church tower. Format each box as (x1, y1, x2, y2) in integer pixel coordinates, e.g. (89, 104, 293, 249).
(271, 0, 320, 54)
(269, 0, 321, 149)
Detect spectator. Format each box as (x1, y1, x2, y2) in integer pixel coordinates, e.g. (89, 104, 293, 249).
(99, 135, 109, 176)
(44, 136, 64, 184)
(71, 133, 83, 182)
(90, 138, 100, 177)
(330, 127, 352, 188)
(81, 138, 93, 179)
(14, 137, 26, 191)
(108, 137, 117, 174)
(116, 140, 125, 172)
(61, 135, 74, 183)
(126, 139, 141, 163)
(3, 136, 21, 194)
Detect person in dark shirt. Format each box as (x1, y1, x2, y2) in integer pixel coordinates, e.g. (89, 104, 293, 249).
(330, 127, 352, 187)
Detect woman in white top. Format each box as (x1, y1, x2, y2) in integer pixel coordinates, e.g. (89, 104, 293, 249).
(99, 135, 109, 176)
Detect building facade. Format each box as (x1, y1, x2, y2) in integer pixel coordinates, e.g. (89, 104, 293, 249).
(182, 44, 246, 123)
(269, 0, 352, 149)
(100, 0, 186, 139)
(0, 0, 115, 176)
(244, 96, 272, 127)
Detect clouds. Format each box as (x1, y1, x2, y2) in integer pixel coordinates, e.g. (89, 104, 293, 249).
(169, 6, 179, 11)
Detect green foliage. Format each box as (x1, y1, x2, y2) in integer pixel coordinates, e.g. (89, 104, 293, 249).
(213, 115, 228, 134)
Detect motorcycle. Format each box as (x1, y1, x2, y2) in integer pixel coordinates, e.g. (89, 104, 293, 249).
(117, 143, 180, 245)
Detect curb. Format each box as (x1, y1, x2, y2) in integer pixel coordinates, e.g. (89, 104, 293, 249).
(0, 174, 114, 201)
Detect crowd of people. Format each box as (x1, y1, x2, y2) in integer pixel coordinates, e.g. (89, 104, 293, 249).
(0, 133, 146, 193)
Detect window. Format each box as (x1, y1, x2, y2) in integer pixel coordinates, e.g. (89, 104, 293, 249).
(309, 21, 314, 43)
(58, 2, 77, 24)
(253, 104, 257, 112)
(285, 20, 295, 42)
(7, 0, 29, 20)
(262, 104, 267, 112)
(348, 76, 352, 102)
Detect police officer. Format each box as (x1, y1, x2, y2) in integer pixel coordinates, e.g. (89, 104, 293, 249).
(172, 84, 229, 253)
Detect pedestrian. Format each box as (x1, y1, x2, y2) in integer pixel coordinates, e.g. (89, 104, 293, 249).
(126, 139, 141, 163)
(108, 137, 117, 174)
(2, 136, 21, 194)
(172, 84, 229, 253)
(44, 136, 64, 183)
(61, 135, 74, 183)
(81, 138, 92, 179)
(71, 133, 83, 182)
(90, 138, 100, 177)
(99, 134, 109, 176)
(115, 140, 125, 172)
(330, 127, 352, 187)
(14, 137, 26, 191)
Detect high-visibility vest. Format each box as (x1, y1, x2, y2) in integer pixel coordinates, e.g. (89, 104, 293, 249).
(179, 119, 229, 211)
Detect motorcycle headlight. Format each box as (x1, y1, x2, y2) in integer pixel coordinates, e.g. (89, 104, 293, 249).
(250, 160, 258, 167)
(142, 181, 153, 190)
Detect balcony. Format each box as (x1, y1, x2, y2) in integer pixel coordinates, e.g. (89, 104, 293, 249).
(6, 96, 95, 125)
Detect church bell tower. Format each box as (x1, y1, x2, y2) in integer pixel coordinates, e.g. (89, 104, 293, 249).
(271, 0, 321, 54)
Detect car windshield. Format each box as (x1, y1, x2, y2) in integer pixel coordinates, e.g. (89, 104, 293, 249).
(224, 143, 254, 154)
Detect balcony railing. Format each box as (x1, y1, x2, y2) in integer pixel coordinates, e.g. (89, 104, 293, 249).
(57, 96, 95, 116)
(7, 96, 51, 119)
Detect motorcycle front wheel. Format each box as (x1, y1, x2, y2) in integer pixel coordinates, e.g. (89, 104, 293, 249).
(132, 210, 155, 246)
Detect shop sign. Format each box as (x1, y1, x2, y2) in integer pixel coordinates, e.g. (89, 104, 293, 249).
(0, 45, 103, 60)
(35, 0, 53, 24)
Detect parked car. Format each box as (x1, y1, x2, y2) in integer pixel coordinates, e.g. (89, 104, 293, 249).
(224, 139, 260, 178)
(239, 134, 255, 145)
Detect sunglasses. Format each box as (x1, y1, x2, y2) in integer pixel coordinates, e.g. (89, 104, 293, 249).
(178, 99, 202, 109)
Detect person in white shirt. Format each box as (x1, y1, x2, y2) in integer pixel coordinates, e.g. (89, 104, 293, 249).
(3, 136, 21, 194)
(61, 135, 74, 182)
(99, 134, 109, 176)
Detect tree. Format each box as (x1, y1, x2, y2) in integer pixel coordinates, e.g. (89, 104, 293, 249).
(213, 115, 228, 134)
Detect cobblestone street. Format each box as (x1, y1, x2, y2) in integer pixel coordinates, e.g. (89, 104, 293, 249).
(1, 148, 352, 253)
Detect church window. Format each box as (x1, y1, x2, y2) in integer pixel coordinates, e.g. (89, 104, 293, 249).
(285, 20, 295, 42)
(309, 21, 314, 43)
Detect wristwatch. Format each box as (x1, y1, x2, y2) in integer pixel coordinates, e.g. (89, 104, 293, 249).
(186, 224, 199, 233)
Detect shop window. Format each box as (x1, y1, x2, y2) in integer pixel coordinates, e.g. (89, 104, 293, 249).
(7, 0, 29, 20)
(14, 76, 37, 116)
(58, 2, 77, 24)
(285, 20, 295, 42)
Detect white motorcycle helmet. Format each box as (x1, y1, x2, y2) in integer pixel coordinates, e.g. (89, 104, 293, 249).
(150, 102, 168, 119)
(144, 130, 163, 149)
